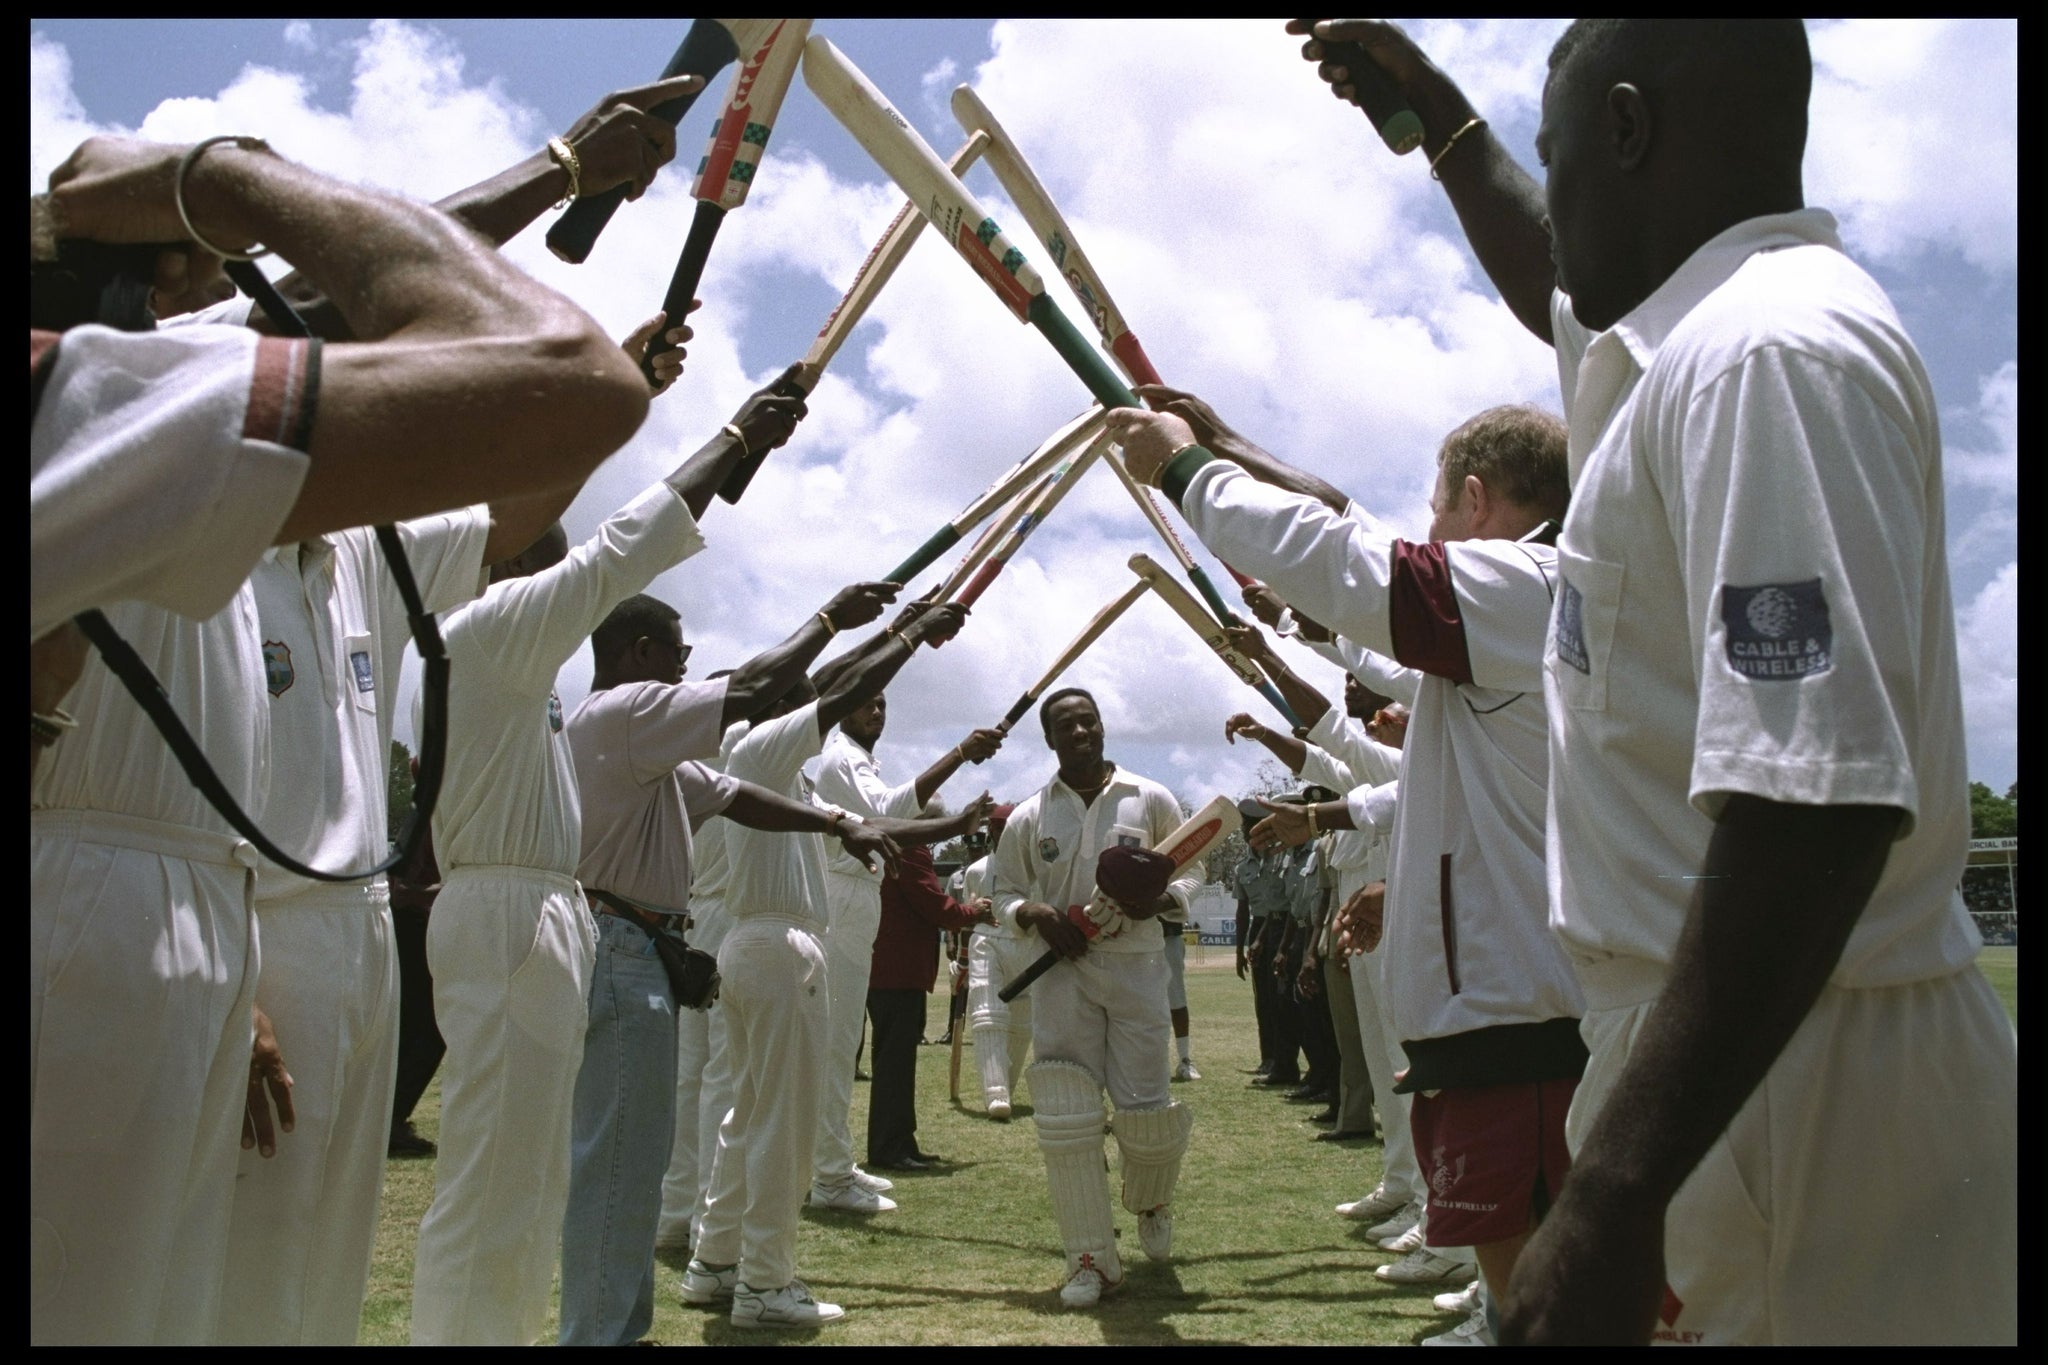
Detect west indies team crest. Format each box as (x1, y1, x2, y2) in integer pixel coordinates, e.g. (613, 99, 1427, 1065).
(263, 640, 294, 696)
(1038, 835, 1060, 863)
(547, 691, 564, 734)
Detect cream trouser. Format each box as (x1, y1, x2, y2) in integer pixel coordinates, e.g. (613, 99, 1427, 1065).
(658, 899, 732, 1247)
(966, 925, 1037, 1102)
(1029, 948, 1171, 1112)
(1349, 945, 1420, 1201)
(217, 880, 399, 1345)
(696, 915, 830, 1290)
(30, 810, 259, 1345)
(1571, 958, 2018, 1346)
(410, 867, 597, 1345)
(813, 870, 880, 1185)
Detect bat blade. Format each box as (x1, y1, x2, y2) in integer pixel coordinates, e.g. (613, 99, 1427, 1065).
(1130, 553, 1267, 690)
(996, 578, 1149, 731)
(803, 35, 1047, 322)
(952, 427, 1115, 610)
(547, 18, 782, 263)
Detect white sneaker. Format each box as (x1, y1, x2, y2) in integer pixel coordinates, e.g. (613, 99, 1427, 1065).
(1058, 1254, 1123, 1309)
(1337, 1185, 1409, 1223)
(1137, 1208, 1173, 1261)
(808, 1180, 896, 1213)
(1368, 1200, 1424, 1243)
(1422, 1302, 1494, 1345)
(1379, 1219, 1426, 1254)
(850, 1165, 894, 1194)
(730, 1279, 846, 1329)
(987, 1097, 1012, 1120)
(1377, 1247, 1478, 1284)
(679, 1258, 738, 1305)
(1172, 1058, 1202, 1082)
(1433, 1279, 1482, 1314)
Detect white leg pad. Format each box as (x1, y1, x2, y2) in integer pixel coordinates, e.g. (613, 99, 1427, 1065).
(1114, 1101, 1192, 1215)
(973, 1025, 1011, 1101)
(1028, 1060, 1120, 1279)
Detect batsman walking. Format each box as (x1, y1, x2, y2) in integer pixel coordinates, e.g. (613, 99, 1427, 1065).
(990, 689, 1197, 1309)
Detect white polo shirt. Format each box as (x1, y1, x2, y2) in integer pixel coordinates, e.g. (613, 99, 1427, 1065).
(1545, 209, 1981, 986)
(722, 701, 832, 927)
(30, 321, 315, 643)
(1181, 462, 1584, 1046)
(251, 510, 489, 900)
(430, 483, 706, 875)
(988, 764, 1197, 956)
(814, 729, 925, 882)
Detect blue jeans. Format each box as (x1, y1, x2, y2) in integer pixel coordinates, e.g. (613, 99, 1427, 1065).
(558, 914, 676, 1346)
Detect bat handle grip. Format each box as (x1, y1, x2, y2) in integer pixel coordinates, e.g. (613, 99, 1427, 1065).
(998, 947, 1060, 1003)
(547, 92, 709, 264)
(1304, 24, 1424, 155)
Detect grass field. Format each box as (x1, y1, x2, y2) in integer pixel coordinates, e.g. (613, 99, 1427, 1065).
(361, 944, 2020, 1344)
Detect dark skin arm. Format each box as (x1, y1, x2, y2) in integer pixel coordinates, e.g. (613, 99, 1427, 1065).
(812, 603, 969, 735)
(261, 75, 704, 338)
(1298, 886, 1331, 997)
(1224, 712, 1308, 775)
(909, 728, 1007, 806)
(1235, 889, 1251, 978)
(1132, 385, 1351, 515)
(721, 780, 902, 879)
(1250, 799, 1356, 852)
(866, 792, 996, 851)
(660, 362, 809, 520)
(718, 582, 899, 730)
(29, 621, 90, 789)
(1285, 19, 1554, 343)
(1499, 797, 1904, 1345)
(1226, 623, 1334, 730)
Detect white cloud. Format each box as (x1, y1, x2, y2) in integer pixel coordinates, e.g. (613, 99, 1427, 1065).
(1806, 19, 2018, 273)
(1953, 562, 2017, 790)
(282, 20, 317, 54)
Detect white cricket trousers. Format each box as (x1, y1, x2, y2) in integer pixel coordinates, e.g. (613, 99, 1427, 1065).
(1349, 946, 1420, 1202)
(217, 879, 399, 1345)
(966, 925, 1036, 1101)
(658, 904, 736, 1247)
(30, 810, 259, 1346)
(1572, 957, 2018, 1346)
(1030, 948, 1172, 1112)
(697, 915, 830, 1291)
(410, 867, 597, 1345)
(814, 870, 881, 1185)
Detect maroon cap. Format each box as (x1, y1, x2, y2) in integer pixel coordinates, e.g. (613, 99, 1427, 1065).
(990, 803, 1015, 823)
(1094, 845, 1175, 907)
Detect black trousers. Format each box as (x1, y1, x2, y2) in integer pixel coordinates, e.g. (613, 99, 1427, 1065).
(1253, 929, 1302, 1080)
(390, 902, 445, 1129)
(865, 988, 927, 1165)
(1296, 970, 1341, 1091)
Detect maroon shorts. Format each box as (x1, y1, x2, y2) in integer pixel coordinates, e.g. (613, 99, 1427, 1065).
(1409, 1076, 1577, 1247)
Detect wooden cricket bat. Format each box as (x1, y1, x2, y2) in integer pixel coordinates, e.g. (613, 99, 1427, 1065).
(547, 18, 785, 263)
(999, 796, 1241, 1002)
(991, 579, 1150, 733)
(718, 129, 993, 503)
(1129, 553, 1269, 691)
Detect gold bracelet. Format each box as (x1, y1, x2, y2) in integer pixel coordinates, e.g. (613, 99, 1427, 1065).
(1429, 117, 1486, 182)
(722, 421, 750, 457)
(547, 135, 582, 207)
(30, 707, 77, 747)
(175, 135, 274, 261)
(1306, 803, 1320, 839)
(814, 610, 837, 638)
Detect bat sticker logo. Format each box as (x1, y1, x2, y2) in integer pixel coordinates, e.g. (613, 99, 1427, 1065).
(1161, 818, 1222, 866)
(1047, 230, 1068, 267)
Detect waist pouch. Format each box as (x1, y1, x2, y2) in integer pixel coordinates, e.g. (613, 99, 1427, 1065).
(590, 888, 720, 1010)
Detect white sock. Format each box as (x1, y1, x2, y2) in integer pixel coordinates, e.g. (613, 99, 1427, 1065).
(1176, 1036, 1192, 1063)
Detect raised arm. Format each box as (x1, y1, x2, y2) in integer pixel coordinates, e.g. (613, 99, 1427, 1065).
(46, 136, 649, 542)
(1225, 622, 1333, 730)
(1285, 19, 1555, 343)
(719, 582, 899, 730)
(813, 603, 969, 735)
(1223, 712, 1308, 776)
(720, 779, 901, 879)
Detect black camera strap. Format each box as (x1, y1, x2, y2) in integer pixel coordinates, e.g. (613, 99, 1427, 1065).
(67, 262, 449, 883)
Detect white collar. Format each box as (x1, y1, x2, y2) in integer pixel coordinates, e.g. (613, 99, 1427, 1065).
(1605, 208, 1842, 370)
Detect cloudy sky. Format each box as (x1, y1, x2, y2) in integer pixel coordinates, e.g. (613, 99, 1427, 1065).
(32, 18, 2018, 808)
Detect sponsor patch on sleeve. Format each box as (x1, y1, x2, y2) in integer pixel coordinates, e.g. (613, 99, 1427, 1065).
(1720, 579, 1832, 680)
(349, 649, 375, 694)
(1553, 576, 1590, 674)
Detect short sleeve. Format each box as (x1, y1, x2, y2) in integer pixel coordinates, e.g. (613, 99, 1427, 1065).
(1676, 347, 1928, 828)
(30, 322, 315, 639)
(625, 679, 731, 785)
(677, 760, 740, 831)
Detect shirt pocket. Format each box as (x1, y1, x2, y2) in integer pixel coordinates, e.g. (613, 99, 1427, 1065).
(344, 632, 377, 716)
(1549, 548, 1624, 713)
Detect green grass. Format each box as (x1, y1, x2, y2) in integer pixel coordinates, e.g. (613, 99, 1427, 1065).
(1978, 944, 2017, 1023)
(363, 943, 2022, 1344)
(364, 956, 1453, 1345)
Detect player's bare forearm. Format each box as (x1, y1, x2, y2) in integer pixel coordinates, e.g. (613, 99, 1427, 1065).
(1257, 651, 1333, 732)
(1499, 795, 1902, 1344)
